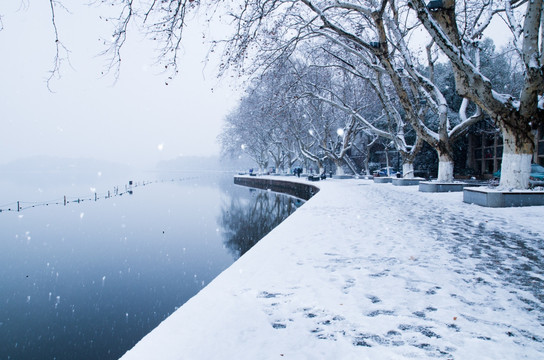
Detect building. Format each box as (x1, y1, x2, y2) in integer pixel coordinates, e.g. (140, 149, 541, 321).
(467, 121, 544, 178)
(538, 124, 544, 165)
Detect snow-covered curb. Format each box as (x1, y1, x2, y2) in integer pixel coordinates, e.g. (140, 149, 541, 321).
(392, 177, 425, 186)
(418, 181, 466, 192)
(464, 187, 544, 207)
(121, 177, 544, 359)
(233, 175, 320, 200)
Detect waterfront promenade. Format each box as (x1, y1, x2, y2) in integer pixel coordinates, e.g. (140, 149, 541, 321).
(121, 177, 544, 359)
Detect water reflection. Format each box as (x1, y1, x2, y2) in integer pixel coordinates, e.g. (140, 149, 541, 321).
(219, 188, 303, 258)
(0, 173, 301, 360)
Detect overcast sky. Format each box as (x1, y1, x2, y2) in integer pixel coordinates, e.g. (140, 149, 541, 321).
(0, 2, 240, 168)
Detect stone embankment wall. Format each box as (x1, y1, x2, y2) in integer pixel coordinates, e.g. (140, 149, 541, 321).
(233, 176, 319, 200)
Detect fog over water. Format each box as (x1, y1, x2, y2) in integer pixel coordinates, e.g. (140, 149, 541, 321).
(0, 2, 240, 168)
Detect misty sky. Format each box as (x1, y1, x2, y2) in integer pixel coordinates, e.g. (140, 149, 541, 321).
(0, 2, 240, 168)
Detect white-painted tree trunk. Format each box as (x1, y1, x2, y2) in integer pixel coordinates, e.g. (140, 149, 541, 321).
(384, 150, 390, 175)
(499, 152, 532, 189)
(335, 163, 345, 176)
(499, 130, 532, 189)
(437, 155, 454, 182)
(274, 160, 281, 173)
(402, 163, 415, 179)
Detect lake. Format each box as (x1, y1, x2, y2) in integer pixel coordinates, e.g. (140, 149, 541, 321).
(0, 171, 302, 359)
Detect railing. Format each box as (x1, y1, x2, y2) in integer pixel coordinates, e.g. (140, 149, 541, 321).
(0, 177, 196, 214)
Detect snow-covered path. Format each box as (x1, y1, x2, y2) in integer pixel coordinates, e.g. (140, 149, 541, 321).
(121, 178, 544, 360)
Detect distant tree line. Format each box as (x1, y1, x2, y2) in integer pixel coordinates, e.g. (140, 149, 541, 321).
(218, 37, 524, 179)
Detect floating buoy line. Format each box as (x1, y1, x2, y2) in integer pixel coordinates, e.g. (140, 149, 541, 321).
(0, 177, 196, 214)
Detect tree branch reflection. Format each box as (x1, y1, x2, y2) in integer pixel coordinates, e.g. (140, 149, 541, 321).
(218, 189, 303, 259)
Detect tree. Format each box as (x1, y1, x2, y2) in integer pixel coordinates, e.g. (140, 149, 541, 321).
(219, 89, 273, 173)
(296, 59, 365, 175)
(280, 1, 479, 180)
(302, 46, 424, 178)
(409, 0, 543, 189)
(219, 58, 305, 173)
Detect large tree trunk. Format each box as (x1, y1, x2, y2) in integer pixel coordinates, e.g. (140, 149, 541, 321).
(400, 144, 422, 179)
(499, 127, 534, 189)
(437, 153, 454, 183)
(335, 160, 345, 175)
(411, 0, 543, 189)
(259, 159, 269, 174)
(318, 164, 324, 175)
(384, 148, 391, 176)
(402, 162, 415, 179)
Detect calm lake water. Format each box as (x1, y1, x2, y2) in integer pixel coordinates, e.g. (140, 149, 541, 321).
(0, 171, 302, 359)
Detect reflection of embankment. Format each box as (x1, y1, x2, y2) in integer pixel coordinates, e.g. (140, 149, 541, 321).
(219, 176, 315, 259)
(233, 176, 319, 200)
(219, 191, 302, 259)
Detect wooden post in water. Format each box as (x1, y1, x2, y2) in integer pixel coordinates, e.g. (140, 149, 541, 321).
(17, 201, 20, 212)
(64, 196, 67, 206)
(95, 193, 97, 201)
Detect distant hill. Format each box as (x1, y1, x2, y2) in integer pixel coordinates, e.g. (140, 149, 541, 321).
(156, 155, 254, 172)
(0, 156, 136, 186)
(0, 155, 254, 190)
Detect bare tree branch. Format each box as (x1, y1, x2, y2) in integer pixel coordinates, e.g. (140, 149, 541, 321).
(47, 0, 72, 91)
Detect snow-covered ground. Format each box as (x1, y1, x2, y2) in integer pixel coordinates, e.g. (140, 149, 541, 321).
(121, 177, 544, 360)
